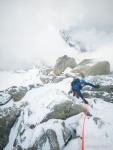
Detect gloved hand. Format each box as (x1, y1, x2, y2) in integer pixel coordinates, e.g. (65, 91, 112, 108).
(95, 84, 100, 88)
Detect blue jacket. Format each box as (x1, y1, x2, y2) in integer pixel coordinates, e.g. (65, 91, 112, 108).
(71, 79, 97, 100)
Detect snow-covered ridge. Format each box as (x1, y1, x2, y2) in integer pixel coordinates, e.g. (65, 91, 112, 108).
(0, 67, 113, 150)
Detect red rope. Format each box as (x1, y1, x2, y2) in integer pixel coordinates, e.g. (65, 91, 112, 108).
(81, 104, 89, 150)
(81, 114, 87, 150)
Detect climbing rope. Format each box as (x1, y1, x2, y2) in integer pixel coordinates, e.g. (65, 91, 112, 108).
(81, 114, 87, 150)
(81, 104, 89, 150)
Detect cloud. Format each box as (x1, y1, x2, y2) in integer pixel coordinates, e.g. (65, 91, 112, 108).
(81, 0, 113, 27)
(66, 26, 113, 71)
(0, 0, 113, 70)
(0, 0, 83, 69)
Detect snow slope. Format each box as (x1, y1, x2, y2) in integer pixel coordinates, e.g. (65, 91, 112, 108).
(0, 68, 113, 150)
(0, 68, 42, 90)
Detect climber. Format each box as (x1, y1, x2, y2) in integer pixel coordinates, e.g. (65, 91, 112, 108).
(68, 78, 100, 104)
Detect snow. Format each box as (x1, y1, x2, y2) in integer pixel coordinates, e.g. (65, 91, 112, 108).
(0, 67, 42, 90)
(19, 79, 72, 125)
(0, 68, 113, 150)
(63, 139, 81, 150)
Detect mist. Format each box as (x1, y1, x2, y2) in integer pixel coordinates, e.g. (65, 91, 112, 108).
(0, 0, 113, 70)
(66, 26, 113, 70)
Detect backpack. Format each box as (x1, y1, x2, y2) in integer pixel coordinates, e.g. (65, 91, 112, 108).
(71, 78, 80, 87)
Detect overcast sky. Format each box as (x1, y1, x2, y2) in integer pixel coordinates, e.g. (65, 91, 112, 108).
(0, 0, 113, 69)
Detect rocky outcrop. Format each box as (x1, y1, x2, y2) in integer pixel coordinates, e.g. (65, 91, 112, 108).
(84, 84, 113, 93)
(30, 129, 47, 150)
(13, 120, 80, 150)
(40, 75, 65, 84)
(53, 55, 77, 75)
(62, 122, 72, 144)
(0, 92, 12, 106)
(0, 84, 41, 105)
(40, 68, 53, 76)
(46, 129, 60, 150)
(41, 101, 84, 123)
(72, 59, 110, 76)
(83, 83, 113, 103)
(6, 86, 28, 102)
(14, 128, 47, 150)
(0, 107, 20, 149)
(3, 74, 113, 150)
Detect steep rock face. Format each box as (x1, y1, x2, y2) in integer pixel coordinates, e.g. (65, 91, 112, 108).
(13, 118, 80, 150)
(0, 107, 20, 149)
(53, 55, 77, 75)
(0, 84, 41, 149)
(72, 59, 110, 76)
